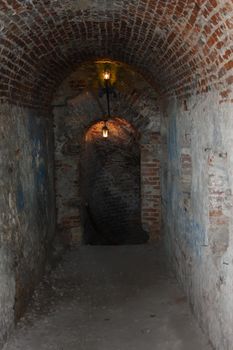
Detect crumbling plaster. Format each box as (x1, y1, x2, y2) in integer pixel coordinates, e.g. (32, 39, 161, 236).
(0, 104, 55, 348)
(162, 91, 233, 350)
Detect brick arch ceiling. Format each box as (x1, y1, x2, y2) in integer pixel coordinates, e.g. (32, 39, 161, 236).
(0, 0, 232, 107)
(62, 89, 160, 138)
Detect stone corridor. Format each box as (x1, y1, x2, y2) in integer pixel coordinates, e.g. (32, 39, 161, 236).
(4, 246, 211, 350)
(0, 1, 233, 349)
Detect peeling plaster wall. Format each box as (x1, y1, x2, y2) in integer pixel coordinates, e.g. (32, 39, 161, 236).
(0, 104, 55, 347)
(162, 92, 233, 350)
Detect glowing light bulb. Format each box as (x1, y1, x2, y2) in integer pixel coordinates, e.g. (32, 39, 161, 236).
(102, 124, 109, 138)
(103, 70, 111, 81)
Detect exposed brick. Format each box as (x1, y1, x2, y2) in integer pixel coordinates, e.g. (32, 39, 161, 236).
(54, 63, 162, 244)
(0, 0, 230, 106)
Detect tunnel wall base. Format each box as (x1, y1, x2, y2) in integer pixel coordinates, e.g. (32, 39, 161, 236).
(0, 104, 55, 348)
(162, 91, 233, 350)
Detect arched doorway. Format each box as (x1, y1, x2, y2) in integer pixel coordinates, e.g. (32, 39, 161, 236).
(53, 60, 162, 246)
(81, 118, 149, 245)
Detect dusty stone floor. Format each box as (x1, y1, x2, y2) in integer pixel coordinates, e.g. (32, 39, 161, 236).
(4, 245, 212, 350)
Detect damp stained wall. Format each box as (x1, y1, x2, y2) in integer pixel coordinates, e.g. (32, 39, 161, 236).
(162, 91, 233, 350)
(0, 105, 55, 347)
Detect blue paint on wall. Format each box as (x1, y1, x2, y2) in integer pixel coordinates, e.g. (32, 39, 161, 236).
(184, 216, 204, 258)
(166, 110, 204, 259)
(170, 198, 205, 259)
(168, 113, 178, 162)
(27, 113, 49, 195)
(165, 113, 180, 222)
(36, 162, 47, 190)
(28, 114, 47, 168)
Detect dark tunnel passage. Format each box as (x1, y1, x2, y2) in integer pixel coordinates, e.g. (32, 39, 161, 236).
(81, 118, 148, 245)
(0, 1, 233, 350)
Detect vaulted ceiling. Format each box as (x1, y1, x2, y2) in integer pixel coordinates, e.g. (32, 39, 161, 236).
(0, 0, 232, 106)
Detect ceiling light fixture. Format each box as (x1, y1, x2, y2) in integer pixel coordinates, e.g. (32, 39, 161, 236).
(102, 123, 109, 138)
(103, 70, 111, 81)
(102, 69, 111, 138)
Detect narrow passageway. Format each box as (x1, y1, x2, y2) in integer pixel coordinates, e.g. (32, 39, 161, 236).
(0, 3, 233, 349)
(4, 245, 211, 350)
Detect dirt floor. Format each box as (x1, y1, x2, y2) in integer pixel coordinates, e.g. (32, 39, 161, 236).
(4, 245, 212, 350)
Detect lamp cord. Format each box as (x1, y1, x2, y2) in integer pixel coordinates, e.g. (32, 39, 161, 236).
(105, 79, 111, 120)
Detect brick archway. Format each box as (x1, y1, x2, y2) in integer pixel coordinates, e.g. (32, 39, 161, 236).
(53, 62, 162, 245)
(0, 1, 231, 107)
(81, 118, 149, 245)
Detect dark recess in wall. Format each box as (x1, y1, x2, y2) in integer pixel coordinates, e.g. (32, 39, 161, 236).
(81, 119, 148, 245)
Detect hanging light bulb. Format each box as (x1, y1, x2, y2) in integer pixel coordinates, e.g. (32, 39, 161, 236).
(102, 122, 109, 138)
(103, 69, 111, 81)
(102, 67, 111, 138)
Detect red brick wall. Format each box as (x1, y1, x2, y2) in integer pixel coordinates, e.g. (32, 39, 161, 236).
(54, 107, 162, 245)
(53, 63, 162, 245)
(0, 1, 232, 106)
